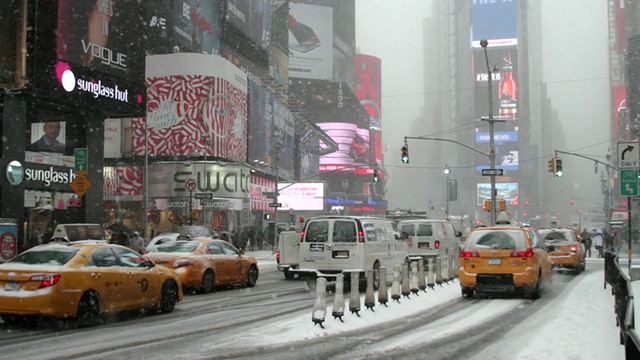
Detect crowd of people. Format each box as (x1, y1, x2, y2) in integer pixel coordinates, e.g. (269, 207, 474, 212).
(579, 227, 626, 258)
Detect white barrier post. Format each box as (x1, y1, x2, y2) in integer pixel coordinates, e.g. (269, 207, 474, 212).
(418, 258, 427, 292)
(410, 261, 420, 296)
(332, 273, 345, 322)
(401, 263, 411, 299)
(364, 269, 376, 311)
(349, 272, 361, 316)
(449, 255, 456, 280)
(378, 267, 388, 307)
(442, 255, 450, 284)
(427, 258, 435, 290)
(391, 265, 401, 303)
(312, 277, 327, 328)
(435, 257, 443, 286)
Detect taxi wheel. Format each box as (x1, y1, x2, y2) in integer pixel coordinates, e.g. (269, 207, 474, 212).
(246, 265, 258, 287)
(527, 273, 542, 300)
(0, 315, 20, 327)
(200, 270, 215, 294)
(77, 291, 101, 328)
(159, 281, 178, 313)
(461, 287, 474, 298)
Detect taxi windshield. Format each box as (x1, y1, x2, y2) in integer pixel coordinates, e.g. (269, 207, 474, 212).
(9, 247, 79, 265)
(465, 230, 527, 250)
(154, 242, 199, 253)
(539, 230, 571, 242)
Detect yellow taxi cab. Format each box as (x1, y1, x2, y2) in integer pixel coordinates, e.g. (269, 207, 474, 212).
(144, 238, 259, 293)
(0, 243, 183, 327)
(459, 222, 553, 299)
(538, 228, 586, 274)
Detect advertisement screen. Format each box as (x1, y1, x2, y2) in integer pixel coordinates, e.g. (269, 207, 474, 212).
(28, 122, 68, 154)
(134, 54, 248, 161)
(355, 54, 382, 164)
(318, 122, 371, 173)
(474, 48, 518, 121)
(471, 0, 518, 48)
(56, 0, 145, 80)
(288, 3, 334, 80)
(272, 100, 295, 180)
(475, 131, 519, 171)
(477, 182, 519, 206)
(277, 182, 325, 211)
(173, 0, 221, 55)
(226, 0, 271, 50)
(248, 78, 268, 166)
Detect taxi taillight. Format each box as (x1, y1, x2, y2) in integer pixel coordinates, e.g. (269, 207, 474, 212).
(300, 230, 305, 243)
(570, 246, 578, 253)
(30, 274, 61, 288)
(173, 259, 195, 268)
(511, 248, 534, 258)
(460, 250, 478, 258)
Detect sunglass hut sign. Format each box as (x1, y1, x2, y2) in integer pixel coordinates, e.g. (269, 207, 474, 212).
(56, 62, 138, 103)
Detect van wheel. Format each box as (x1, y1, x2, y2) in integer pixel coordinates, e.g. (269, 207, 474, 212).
(372, 261, 381, 290)
(284, 270, 295, 280)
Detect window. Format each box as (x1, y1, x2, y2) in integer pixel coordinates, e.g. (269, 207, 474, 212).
(305, 221, 329, 243)
(155, 242, 199, 253)
(465, 230, 527, 250)
(400, 224, 414, 236)
(363, 223, 377, 242)
(113, 247, 148, 268)
(88, 248, 117, 267)
(417, 224, 433, 237)
(333, 221, 357, 243)
(207, 242, 225, 255)
(219, 241, 239, 255)
(10, 247, 79, 266)
(155, 237, 174, 245)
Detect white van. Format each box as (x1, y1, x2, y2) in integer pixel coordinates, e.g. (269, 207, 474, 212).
(293, 216, 409, 290)
(276, 230, 301, 280)
(397, 219, 461, 261)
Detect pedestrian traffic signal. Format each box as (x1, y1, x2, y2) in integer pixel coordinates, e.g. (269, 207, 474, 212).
(373, 169, 379, 182)
(547, 157, 556, 174)
(401, 144, 409, 163)
(555, 158, 563, 177)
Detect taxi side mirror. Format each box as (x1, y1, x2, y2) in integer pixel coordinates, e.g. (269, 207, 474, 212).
(146, 260, 156, 268)
(238, 249, 245, 256)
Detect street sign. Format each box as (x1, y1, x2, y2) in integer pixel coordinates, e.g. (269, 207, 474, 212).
(185, 179, 197, 192)
(262, 191, 275, 197)
(447, 179, 458, 201)
(269, 203, 282, 208)
(70, 174, 91, 197)
(74, 148, 88, 171)
(617, 142, 640, 168)
(620, 169, 639, 196)
(481, 168, 504, 176)
(194, 193, 213, 200)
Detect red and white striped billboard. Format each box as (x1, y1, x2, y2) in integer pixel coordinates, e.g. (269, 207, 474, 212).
(250, 175, 276, 212)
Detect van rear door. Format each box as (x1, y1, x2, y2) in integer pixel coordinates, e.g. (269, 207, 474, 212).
(328, 219, 361, 270)
(300, 220, 330, 270)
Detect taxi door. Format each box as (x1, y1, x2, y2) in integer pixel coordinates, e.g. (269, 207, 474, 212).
(86, 247, 128, 311)
(112, 247, 159, 308)
(205, 242, 231, 285)
(219, 241, 246, 284)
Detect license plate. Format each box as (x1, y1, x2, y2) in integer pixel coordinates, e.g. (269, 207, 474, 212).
(4, 281, 19, 291)
(333, 250, 349, 259)
(489, 258, 502, 265)
(418, 242, 430, 249)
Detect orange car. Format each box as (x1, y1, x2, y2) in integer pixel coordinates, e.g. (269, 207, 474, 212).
(459, 225, 553, 299)
(144, 239, 259, 293)
(0, 243, 183, 327)
(538, 228, 586, 274)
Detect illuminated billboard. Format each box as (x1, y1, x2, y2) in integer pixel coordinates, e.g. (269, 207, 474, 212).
(473, 48, 518, 121)
(471, 0, 518, 48)
(477, 182, 519, 206)
(475, 131, 519, 171)
(277, 182, 325, 211)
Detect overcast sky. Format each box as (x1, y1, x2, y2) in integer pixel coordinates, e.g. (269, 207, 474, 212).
(355, 0, 611, 212)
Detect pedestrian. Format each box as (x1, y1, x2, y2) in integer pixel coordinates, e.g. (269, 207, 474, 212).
(581, 228, 592, 258)
(130, 231, 146, 254)
(593, 230, 604, 258)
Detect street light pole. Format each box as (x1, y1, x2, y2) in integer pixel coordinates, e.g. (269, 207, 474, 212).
(272, 131, 281, 252)
(143, 118, 149, 239)
(480, 39, 499, 226)
(444, 165, 451, 219)
(203, 136, 209, 226)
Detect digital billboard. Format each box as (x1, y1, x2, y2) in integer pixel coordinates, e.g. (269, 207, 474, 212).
(477, 182, 519, 206)
(272, 100, 296, 180)
(225, 0, 271, 50)
(288, 3, 334, 80)
(248, 78, 268, 165)
(173, 0, 221, 55)
(277, 182, 325, 211)
(473, 48, 518, 121)
(471, 0, 518, 48)
(355, 54, 383, 164)
(475, 131, 519, 171)
(134, 54, 248, 162)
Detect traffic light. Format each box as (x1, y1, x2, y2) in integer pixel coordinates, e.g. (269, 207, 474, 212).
(499, 199, 506, 212)
(570, 199, 574, 206)
(547, 157, 556, 174)
(401, 144, 409, 163)
(555, 158, 563, 177)
(264, 214, 272, 220)
(483, 199, 491, 212)
(373, 169, 379, 182)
